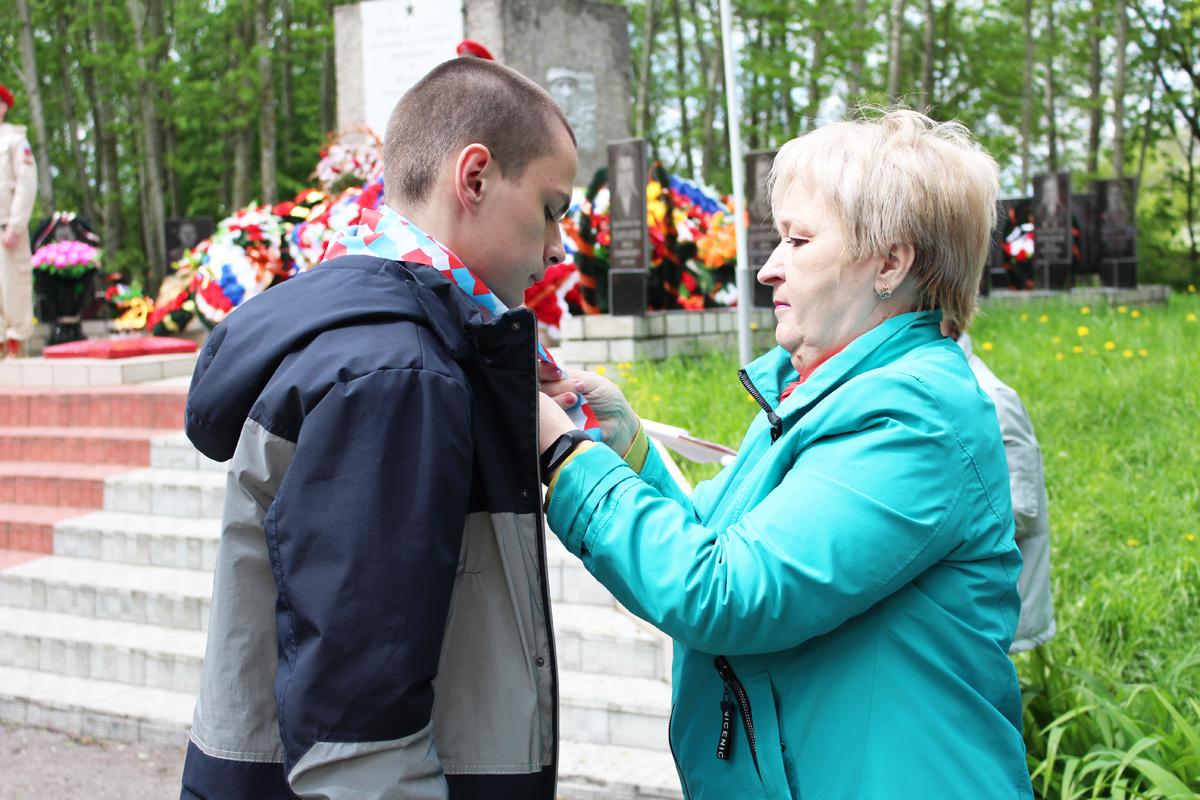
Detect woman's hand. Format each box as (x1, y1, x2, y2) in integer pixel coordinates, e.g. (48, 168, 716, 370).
(539, 362, 640, 456)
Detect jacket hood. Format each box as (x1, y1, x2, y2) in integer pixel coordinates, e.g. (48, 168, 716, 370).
(185, 255, 480, 462)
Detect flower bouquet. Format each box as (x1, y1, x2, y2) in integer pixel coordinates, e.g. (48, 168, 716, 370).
(311, 126, 384, 195)
(32, 239, 102, 344)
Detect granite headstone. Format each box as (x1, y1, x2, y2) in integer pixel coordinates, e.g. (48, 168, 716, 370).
(1032, 172, 1072, 290)
(607, 138, 648, 316)
(165, 217, 214, 266)
(1095, 177, 1138, 288)
(745, 149, 779, 309)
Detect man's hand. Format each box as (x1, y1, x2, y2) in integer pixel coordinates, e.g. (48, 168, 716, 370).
(540, 363, 639, 456)
(1, 229, 18, 249)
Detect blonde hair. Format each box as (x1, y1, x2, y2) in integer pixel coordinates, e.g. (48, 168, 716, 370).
(767, 109, 1000, 328)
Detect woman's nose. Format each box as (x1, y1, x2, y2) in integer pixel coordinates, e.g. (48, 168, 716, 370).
(758, 242, 786, 285)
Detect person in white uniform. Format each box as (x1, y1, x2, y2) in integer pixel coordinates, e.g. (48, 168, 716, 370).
(953, 325, 1057, 652)
(0, 82, 37, 358)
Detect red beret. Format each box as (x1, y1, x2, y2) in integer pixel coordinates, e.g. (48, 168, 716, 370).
(0, 84, 13, 109)
(456, 39, 495, 60)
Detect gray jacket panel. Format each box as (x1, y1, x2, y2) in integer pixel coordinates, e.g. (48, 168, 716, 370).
(960, 334, 1056, 652)
(192, 417, 295, 762)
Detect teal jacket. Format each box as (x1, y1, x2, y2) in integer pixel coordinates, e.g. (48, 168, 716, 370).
(547, 312, 1033, 800)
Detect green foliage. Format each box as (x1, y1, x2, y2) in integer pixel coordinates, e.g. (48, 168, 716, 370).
(616, 293, 1200, 794)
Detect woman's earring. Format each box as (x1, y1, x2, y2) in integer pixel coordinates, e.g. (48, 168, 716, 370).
(878, 285, 892, 299)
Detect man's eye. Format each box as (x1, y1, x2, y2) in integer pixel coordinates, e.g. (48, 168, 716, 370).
(545, 207, 555, 221)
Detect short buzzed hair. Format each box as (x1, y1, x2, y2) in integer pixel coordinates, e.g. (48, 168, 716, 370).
(383, 58, 576, 208)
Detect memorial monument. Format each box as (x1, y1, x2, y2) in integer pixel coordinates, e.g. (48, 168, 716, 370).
(335, 0, 631, 181)
(1096, 177, 1138, 288)
(744, 149, 778, 308)
(1032, 171, 1072, 290)
(607, 138, 649, 316)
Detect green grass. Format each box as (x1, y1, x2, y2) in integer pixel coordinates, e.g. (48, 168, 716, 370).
(609, 290, 1200, 798)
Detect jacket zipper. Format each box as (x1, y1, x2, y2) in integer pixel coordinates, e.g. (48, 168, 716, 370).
(529, 311, 559, 799)
(737, 369, 783, 443)
(714, 655, 760, 777)
(668, 704, 693, 800)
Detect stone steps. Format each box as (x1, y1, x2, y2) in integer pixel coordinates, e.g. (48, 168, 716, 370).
(0, 426, 166, 465)
(148, 431, 228, 473)
(53, 511, 220, 571)
(0, 664, 193, 748)
(557, 741, 684, 800)
(554, 603, 666, 681)
(0, 555, 211, 631)
(559, 670, 672, 752)
(0, 386, 187, 429)
(0, 503, 94, 553)
(548, 534, 617, 607)
(0, 461, 136, 509)
(103, 467, 227, 519)
(0, 606, 206, 694)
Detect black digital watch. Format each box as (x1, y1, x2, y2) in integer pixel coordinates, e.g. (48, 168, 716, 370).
(540, 429, 595, 485)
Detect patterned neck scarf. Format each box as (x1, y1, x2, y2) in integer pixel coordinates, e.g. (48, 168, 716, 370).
(324, 205, 601, 440)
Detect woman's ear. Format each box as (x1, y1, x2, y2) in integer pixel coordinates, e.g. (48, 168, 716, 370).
(878, 242, 915, 294)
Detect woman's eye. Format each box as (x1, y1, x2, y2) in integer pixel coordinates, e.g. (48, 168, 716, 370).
(789, 237, 809, 247)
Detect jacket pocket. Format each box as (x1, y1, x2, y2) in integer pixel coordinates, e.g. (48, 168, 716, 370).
(714, 658, 793, 799)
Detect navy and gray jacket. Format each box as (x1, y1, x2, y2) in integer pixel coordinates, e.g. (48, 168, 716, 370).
(179, 255, 558, 800)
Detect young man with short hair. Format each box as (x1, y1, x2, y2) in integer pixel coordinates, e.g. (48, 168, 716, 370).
(180, 58, 577, 800)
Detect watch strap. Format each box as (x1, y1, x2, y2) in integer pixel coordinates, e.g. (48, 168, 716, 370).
(541, 429, 595, 485)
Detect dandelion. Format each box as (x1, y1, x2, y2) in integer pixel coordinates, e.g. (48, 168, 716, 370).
(1077, 326, 1089, 337)
(1080, 306, 1091, 315)
(1105, 341, 1116, 350)
(749, 322, 758, 330)
(628, 376, 639, 383)
(1190, 285, 1197, 292)
(1127, 539, 1140, 547)
(1021, 313, 1028, 321)
(982, 342, 994, 351)
(1118, 305, 1127, 313)
(651, 394, 661, 403)
(746, 394, 757, 403)
(1123, 350, 1133, 358)
(1055, 353, 1063, 361)
(1131, 310, 1140, 318)
(1072, 345, 1084, 353)
(1051, 336, 1062, 344)
(1038, 314, 1049, 323)
(1139, 349, 1148, 356)
(616, 362, 632, 370)
(1188, 314, 1198, 322)
(595, 365, 607, 376)
(1188, 534, 1196, 542)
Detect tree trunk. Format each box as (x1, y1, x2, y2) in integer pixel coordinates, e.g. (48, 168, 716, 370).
(636, 0, 660, 139)
(1043, 0, 1057, 172)
(15, 0, 55, 215)
(847, 0, 868, 112)
(1136, 90, 1153, 191)
(919, 0, 935, 110)
(1086, 8, 1102, 175)
(128, 0, 168, 293)
(280, 0, 294, 172)
(232, 4, 255, 208)
(1112, 0, 1128, 176)
(1020, 0, 1034, 193)
(54, 17, 95, 222)
(84, 4, 123, 252)
(256, 0, 278, 205)
(671, 0, 694, 175)
(886, 0, 906, 102)
(690, 0, 722, 183)
(321, 0, 336, 137)
(805, 9, 826, 131)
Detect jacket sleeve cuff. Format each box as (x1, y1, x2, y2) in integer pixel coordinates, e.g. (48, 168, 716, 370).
(543, 441, 597, 509)
(545, 444, 637, 557)
(622, 424, 649, 473)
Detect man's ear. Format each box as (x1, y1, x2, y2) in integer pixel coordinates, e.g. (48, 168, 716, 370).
(453, 143, 494, 213)
(878, 242, 915, 294)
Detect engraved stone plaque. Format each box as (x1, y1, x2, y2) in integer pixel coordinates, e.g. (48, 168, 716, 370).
(745, 149, 779, 308)
(608, 138, 649, 315)
(546, 68, 597, 152)
(1032, 172, 1072, 289)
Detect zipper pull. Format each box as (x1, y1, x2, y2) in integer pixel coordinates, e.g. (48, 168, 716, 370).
(716, 686, 734, 760)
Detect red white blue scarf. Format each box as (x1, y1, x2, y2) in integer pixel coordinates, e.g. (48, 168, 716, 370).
(324, 205, 601, 440)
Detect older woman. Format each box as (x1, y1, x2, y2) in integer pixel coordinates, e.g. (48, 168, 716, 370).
(537, 110, 1033, 800)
